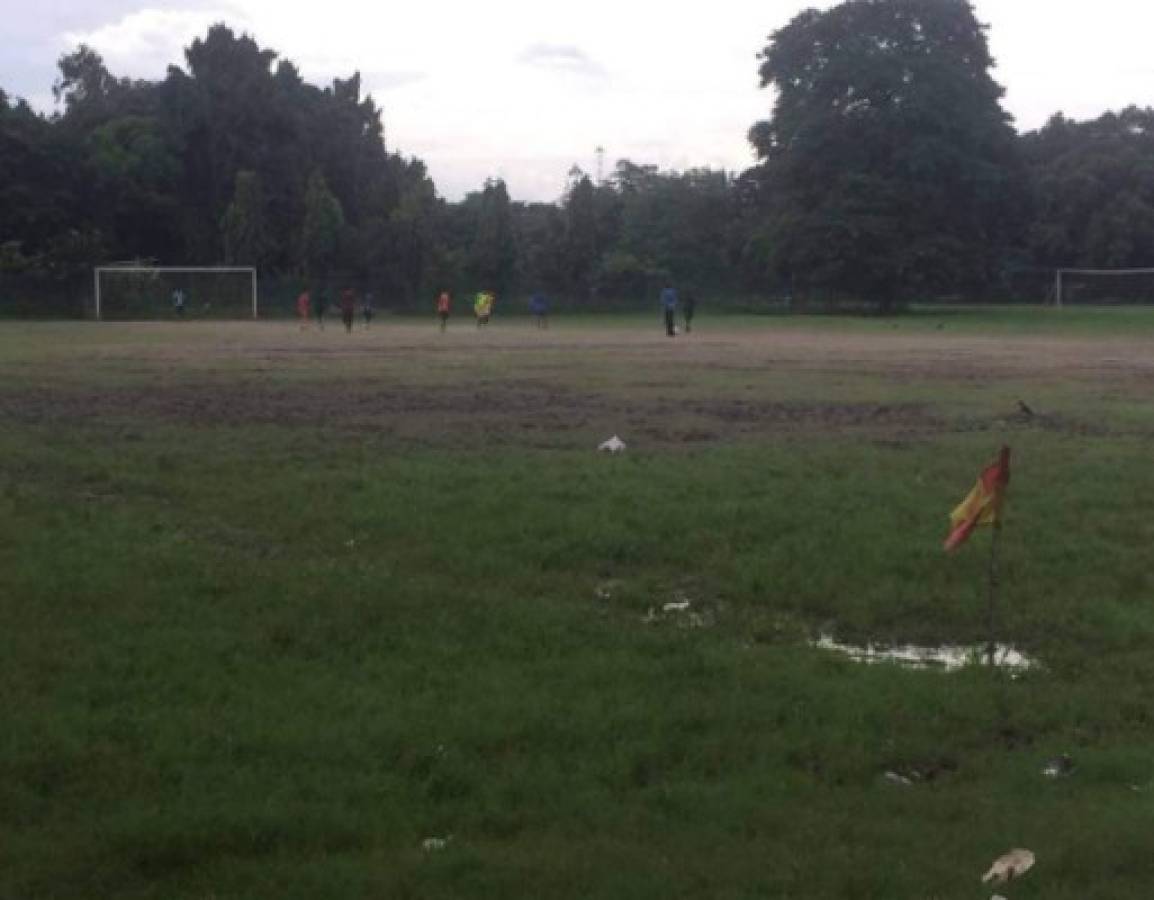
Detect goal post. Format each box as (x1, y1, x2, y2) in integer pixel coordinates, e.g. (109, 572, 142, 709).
(93, 266, 258, 321)
(1054, 267, 1154, 308)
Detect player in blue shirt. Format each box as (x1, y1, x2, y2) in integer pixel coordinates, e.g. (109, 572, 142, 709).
(529, 292, 549, 329)
(660, 285, 677, 337)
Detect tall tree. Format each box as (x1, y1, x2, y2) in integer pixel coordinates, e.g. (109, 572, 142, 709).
(1022, 108, 1154, 269)
(179, 25, 282, 261)
(221, 170, 270, 265)
(300, 170, 344, 279)
(86, 115, 183, 261)
(53, 45, 126, 121)
(564, 169, 599, 299)
(749, 0, 1024, 310)
(0, 90, 76, 257)
(469, 178, 517, 295)
(514, 201, 567, 295)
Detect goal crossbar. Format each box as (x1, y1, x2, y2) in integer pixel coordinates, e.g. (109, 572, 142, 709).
(94, 266, 258, 321)
(1054, 267, 1154, 307)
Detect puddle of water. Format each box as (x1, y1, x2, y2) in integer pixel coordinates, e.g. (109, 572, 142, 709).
(814, 635, 1037, 671)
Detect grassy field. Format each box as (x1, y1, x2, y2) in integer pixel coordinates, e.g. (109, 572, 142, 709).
(2, 308, 1153, 898)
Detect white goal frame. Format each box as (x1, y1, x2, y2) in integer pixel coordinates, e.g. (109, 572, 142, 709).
(93, 266, 258, 321)
(1054, 267, 1154, 308)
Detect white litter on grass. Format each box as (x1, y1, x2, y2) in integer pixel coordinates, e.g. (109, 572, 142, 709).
(421, 836, 452, 852)
(882, 771, 914, 787)
(982, 848, 1035, 884)
(598, 435, 627, 454)
(1043, 754, 1075, 778)
(644, 596, 713, 629)
(814, 635, 1037, 672)
(595, 580, 622, 601)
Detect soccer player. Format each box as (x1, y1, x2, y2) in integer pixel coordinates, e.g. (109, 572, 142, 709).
(314, 289, 327, 330)
(474, 291, 493, 328)
(660, 284, 678, 337)
(172, 288, 186, 318)
(437, 291, 451, 331)
(683, 290, 697, 333)
(529, 292, 549, 329)
(296, 289, 311, 330)
(340, 288, 356, 333)
(361, 292, 375, 329)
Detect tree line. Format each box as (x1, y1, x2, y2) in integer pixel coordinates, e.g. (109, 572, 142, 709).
(3, 2, 1154, 313)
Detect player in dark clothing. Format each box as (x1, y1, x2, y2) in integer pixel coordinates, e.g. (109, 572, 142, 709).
(314, 290, 327, 330)
(437, 292, 451, 332)
(361, 292, 375, 329)
(529, 292, 549, 329)
(340, 288, 356, 333)
(683, 291, 697, 333)
(660, 285, 677, 337)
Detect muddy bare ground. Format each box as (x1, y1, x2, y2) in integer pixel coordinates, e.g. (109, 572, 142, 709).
(47, 321, 1154, 379)
(1, 322, 1151, 447)
(0, 380, 951, 448)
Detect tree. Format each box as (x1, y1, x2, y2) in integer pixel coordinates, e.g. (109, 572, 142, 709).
(4, 24, 423, 284)
(221, 170, 270, 265)
(749, 0, 1024, 310)
(469, 178, 516, 295)
(1022, 108, 1154, 269)
(300, 170, 344, 278)
(598, 160, 737, 299)
(53, 45, 124, 119)
(86, 115, 183, 261)
(514, 202, 567, 296)
(0, 91, 75, 256)
(564, 169, 599, 299)
(178, 25, 286, 262)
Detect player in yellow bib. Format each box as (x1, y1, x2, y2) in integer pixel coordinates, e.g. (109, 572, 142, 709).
(474, 291, 493, 328)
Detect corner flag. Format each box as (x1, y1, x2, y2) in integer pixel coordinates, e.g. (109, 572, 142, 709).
(944, 447, 1011, 552)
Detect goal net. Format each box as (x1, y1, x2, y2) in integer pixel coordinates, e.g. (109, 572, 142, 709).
(94, 266, 258, 321)
(1054, 268, 1154, 307)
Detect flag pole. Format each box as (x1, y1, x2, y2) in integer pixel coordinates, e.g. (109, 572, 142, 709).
(985, 521, 1002, 667)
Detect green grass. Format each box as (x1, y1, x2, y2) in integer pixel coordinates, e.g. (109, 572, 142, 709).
(761, 303, 1154, 335)
(1, 313, 1153, 898)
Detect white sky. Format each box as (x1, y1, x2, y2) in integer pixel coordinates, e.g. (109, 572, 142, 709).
(4, 1, 1154, 201)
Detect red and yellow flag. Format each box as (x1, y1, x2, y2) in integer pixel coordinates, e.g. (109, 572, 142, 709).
(944, 447, 1011, 552)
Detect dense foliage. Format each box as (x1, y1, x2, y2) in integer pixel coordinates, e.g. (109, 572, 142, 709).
(748, 0, 1025, 310)
(1021, 107, 1154, 269)
(4, 5, 1154, 312)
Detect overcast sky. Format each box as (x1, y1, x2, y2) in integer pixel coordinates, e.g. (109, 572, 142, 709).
(4, 1, 1153, 202)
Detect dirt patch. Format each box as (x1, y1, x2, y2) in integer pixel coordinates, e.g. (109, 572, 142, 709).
(0, 382, 957, 448)
(2, 321, 1151, 448)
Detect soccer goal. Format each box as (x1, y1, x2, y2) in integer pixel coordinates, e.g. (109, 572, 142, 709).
(1053, 268, 1154, 308)
(93, 266, 258, 321)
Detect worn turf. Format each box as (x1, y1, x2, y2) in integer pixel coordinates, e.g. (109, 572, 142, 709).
(1, 309, 1152, 898)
